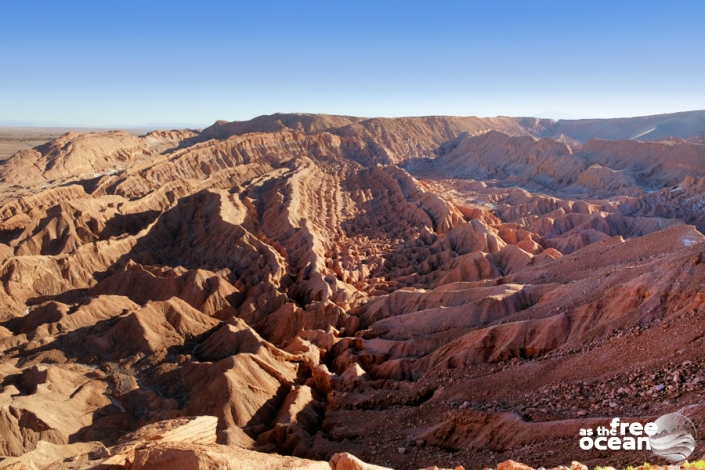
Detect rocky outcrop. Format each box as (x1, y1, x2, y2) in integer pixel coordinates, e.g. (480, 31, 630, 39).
(0, 416, 333, 469)
(1, 113, 705, 469)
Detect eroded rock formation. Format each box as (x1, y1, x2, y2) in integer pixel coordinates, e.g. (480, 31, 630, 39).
(1, 112, 705, 469)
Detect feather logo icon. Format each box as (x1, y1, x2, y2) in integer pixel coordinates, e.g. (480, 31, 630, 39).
(649, 412, 697, 462)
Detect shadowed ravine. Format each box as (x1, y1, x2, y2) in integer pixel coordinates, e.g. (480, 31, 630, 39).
(2, 112, 705, 469)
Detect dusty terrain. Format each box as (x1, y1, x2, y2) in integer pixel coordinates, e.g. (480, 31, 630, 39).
(0, 128, 166, 161)
(1, 112, 705, 469)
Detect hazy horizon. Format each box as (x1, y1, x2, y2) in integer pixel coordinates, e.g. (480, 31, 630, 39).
(2, 1, 705, 127)
(3, 108, 705, 131)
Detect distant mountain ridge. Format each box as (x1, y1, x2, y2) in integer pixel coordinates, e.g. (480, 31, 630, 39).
(200, 109, 705, 144)
(4, 110, 705, 144)
(549, 109, 705, 141)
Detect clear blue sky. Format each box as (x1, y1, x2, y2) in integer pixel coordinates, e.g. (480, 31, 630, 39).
(1, 1, 704, 127)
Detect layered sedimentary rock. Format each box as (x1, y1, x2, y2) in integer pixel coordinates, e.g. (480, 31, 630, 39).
(1, 112, 705, 469)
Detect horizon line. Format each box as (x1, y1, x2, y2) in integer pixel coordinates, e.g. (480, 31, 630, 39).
(2, 108, 705, 130)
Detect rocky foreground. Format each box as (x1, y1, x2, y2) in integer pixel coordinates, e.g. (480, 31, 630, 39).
(0, 414, 658, 470)
(2, 113, 705, 468)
